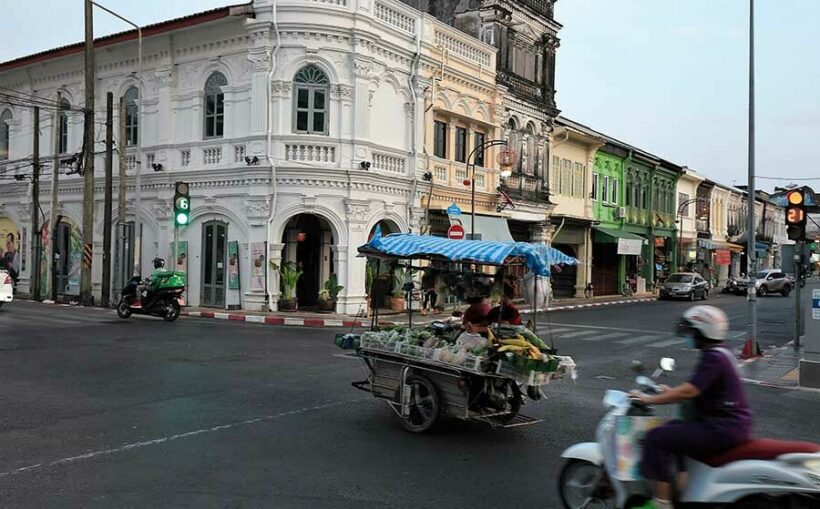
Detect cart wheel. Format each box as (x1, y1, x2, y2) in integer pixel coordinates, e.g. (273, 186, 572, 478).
(496, 382, 522, 424)
(398, 374, 440, 433)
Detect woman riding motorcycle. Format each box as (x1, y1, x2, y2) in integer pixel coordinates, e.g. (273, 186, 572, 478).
(631, 305, 752, 509)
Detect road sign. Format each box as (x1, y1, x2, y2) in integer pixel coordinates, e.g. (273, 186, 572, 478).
(813, 289, 820, 320)
(447, 203, 462, 216)
(448, 224, 465, 240)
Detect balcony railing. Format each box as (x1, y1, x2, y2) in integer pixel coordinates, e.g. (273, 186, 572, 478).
(520, 0, 555, 18)
(505, 173, 550, 203)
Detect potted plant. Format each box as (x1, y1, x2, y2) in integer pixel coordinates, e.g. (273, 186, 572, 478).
(317, 274, 344, 313)
(274, 261, 302, 311)
(389, 267, 406, 312)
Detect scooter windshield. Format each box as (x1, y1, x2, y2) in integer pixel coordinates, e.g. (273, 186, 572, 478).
(603, 390, 629, 408)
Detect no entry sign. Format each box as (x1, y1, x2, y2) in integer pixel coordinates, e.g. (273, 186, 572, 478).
(448, 224, 465, 240)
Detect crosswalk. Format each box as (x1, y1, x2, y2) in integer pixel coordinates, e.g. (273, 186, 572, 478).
(0, 304, 116, 329)
(538, 324, 747, 350)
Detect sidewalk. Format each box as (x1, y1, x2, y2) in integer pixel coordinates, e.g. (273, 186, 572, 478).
(741, 343, 802, 388)
(179, 292, 657, 328)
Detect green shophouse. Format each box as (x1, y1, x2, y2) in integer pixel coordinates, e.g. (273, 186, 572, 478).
(591, 142, 681, 295)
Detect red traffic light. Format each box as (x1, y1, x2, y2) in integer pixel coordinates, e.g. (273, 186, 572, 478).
(787, 207, 805, 224)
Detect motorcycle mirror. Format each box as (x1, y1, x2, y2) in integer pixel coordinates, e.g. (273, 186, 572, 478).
(660, 357, 676, 372)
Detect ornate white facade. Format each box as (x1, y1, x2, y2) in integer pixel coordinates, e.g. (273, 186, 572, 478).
(0, 0, 471, 313)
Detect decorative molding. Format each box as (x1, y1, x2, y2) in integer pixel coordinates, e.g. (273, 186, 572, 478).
(345, 198, 371, 223)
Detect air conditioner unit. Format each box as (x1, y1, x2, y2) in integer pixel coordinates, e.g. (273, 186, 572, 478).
(616, 207, 626, 219)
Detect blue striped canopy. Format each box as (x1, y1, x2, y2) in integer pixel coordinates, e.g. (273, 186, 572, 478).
(359, 233, 578, 276)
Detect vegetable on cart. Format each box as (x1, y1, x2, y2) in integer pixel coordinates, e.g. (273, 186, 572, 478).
(342, 232, 579, 433)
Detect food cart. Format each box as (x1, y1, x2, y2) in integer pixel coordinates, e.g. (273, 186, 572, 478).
(346, 232, 578, 433)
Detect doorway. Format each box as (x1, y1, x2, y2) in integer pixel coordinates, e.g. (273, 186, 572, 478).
(283, 214, 334, 308)
(551, 245, 578, 298)
(54, 221, 71, 296)
(201, 220, 227, 308)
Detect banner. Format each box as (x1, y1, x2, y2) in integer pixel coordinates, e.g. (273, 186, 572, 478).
(715, 249, 731, 266)
(170, 241, 188, 304)
(227, 241, 240, 290)
(0, 217, 21, 282)
(617, 238, 643, 256)
(250, 242, 266, 291)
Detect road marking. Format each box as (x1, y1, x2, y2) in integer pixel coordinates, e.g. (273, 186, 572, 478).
(541, 327, 573, 335)
(616, 334, 663, 345)
(558, 330, 601, 339)
(581, 332, 628, 342)
(0, 399, 365, 479)
(541, 322, 671, 335)
(648, 338, 685, 348)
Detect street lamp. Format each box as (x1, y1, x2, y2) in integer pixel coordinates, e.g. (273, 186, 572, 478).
(677, 197, 708, 272)
(91, 1, 142, 274)
(464, 139, 511, 240)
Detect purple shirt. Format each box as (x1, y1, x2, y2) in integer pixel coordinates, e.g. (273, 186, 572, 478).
(689, 347, 752, 440)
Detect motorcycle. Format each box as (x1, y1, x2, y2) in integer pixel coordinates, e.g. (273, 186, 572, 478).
(558, 358, 820, 508)
(116, 272, 185, 322)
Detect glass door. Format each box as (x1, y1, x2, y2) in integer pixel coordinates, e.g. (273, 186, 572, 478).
(201, 221, 227, 307)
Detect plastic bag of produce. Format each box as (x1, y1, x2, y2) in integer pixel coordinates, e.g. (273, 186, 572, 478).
(455, 332, 485, 350)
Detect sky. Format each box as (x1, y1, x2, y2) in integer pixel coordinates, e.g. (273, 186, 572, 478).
(2, 0, 818, 192)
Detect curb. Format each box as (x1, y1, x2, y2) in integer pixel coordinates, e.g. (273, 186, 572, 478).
(182, 311, 369, 329)
(522, 297, 656, 314)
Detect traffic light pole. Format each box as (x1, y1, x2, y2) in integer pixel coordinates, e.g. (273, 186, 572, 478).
(173, 224, 178, 277)
(746, 0, 758, 347)
(795, 246, 802, 349)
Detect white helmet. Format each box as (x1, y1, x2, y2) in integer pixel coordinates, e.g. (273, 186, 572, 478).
(679, 305, 728, 342)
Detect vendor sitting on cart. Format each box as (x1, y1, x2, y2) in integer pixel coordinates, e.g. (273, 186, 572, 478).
(486, 284, 522, 326)
(462, 296, 492, 331)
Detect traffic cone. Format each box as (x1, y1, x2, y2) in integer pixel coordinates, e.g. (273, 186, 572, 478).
(740, 337, 762, 359)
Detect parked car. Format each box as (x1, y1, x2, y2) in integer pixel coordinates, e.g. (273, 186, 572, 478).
(658, 272, 709, 301)
(754, 269, 793, 297)
(0, 269, 13, 309)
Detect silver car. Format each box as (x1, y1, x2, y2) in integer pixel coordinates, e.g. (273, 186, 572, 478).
(659, 272, 709, 301)
(755, 269, 793, 297)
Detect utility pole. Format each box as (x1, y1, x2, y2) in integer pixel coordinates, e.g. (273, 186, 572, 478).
(31, 107, 41, 300)
(46, 91, 62, 301)
(746, 0, 758, 345)
(117, 96, 126, 224)
(80, 0, 95, 306)
(102, 92, 113, 306)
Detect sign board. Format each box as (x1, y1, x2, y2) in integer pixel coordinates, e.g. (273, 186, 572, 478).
(448, 224, 465, 240)
(250, 242, 266, 292)
(446, 203, 462, 216)
(813, 289, 820, 320)
(228, 241, 240, 290)
(715, 249, 731, 266)
(617, 238, 643, 256)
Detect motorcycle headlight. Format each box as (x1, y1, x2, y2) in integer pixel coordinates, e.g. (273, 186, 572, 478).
(804, 459, 820, 473)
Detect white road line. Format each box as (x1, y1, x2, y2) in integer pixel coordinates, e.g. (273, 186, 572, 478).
(581, 332, 629, 342)
(558, 330, 601, 339)
(648, 338, 685, 348)
(541, 327, 574, 335)
(540, 322, 671, 335)
(616, 334, 663, 345)
(0, 399, 365, 479)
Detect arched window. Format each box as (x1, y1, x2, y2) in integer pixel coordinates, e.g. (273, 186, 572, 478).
(204, 72, 227, 139)
(0, 109, 11, 160)
(124, 86, 139, 146)
(293, 65, 329, 135)
(59, 98, 70, 154)
(505, 118, 522, 173)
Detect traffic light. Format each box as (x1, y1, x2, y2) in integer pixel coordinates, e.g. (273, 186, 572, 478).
(174, 181, 190, 227)
(785, 190, 806, 241)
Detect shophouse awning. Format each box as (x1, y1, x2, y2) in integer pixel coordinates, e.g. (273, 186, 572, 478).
(593, 226, 646, 256)
(449, 214, 514, 242)
(698, 239, 744, 252)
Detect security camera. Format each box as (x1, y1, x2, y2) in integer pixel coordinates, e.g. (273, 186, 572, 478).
(360, 161, 371, 171)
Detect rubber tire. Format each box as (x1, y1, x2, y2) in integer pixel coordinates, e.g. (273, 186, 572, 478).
(496, 383, 523, 424)
(163, 300, 181, 322)
(702, 289, 709, 301)
(781, 286, 791, 297)
(689, 291, 696, 302)
(758, 285, 767, 297)
(116, 300, 132, 319)
(558, 459, 614, 509)
(398, 374, 440, 433)
(734, 496, 785, 509)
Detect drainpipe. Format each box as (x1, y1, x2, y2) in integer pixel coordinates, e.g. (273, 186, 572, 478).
(265, 0, 281, 310)
(407, 19, 422, 232)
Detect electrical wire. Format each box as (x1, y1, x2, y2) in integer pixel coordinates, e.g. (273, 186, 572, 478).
(757, 176, 820, 181)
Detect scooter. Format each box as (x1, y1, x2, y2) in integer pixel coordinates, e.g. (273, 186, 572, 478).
(116, 273, 185, 322)
(558, 358, 820, 508)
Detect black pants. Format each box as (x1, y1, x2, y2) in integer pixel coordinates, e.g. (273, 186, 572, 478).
(423, 290, 437, 309)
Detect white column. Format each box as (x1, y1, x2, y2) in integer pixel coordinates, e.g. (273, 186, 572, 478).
(267, 242, 284, 311)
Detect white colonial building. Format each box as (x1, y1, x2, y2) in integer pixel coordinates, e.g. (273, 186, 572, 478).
(0, 0, 483, 313)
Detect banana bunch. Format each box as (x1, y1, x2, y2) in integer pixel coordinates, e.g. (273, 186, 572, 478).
(497, 335, 541, 359)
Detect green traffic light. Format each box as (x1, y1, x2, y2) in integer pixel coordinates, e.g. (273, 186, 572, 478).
(176, 213, 189, 225)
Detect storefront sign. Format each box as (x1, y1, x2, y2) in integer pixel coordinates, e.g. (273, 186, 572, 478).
(715, 249, 731, 266)
(227, 241, 240, 290)
(250, 242, 266, 292)
(617, 238, 643, 256)
(0, 217, 21, 280)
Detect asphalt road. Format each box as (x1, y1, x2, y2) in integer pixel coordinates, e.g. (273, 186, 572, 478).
(0, 296, 817, 508)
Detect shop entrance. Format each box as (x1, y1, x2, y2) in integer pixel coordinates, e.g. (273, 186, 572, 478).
(201, 220, 227, 308)
(551, 244, 578, 298)
(283, 214, 334, 308)
(592, 242, 619, 296)
(54, 221, 71, 295)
